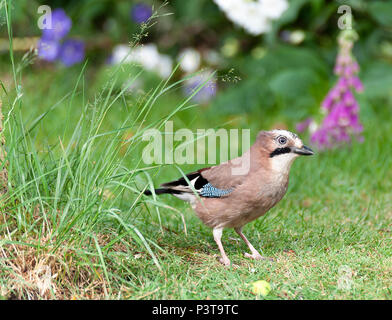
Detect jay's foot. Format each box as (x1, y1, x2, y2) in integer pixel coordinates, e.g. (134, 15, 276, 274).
(219, 256, 231, 267)
(244, 252, 274, 262)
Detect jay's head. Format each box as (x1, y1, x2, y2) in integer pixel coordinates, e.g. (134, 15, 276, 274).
(257, 129, 314, 173)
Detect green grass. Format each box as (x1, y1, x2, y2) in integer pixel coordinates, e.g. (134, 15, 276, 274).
(100, 127, 392, 300)
(1, 9, 392, 300)
(1, 63, 391, 300)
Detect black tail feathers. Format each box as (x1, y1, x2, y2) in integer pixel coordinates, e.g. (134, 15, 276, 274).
(143, 189, 153, 196)
(144, 188, 181, 196)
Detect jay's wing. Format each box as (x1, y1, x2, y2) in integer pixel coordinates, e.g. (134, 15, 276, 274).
(159, 158, 247, 198)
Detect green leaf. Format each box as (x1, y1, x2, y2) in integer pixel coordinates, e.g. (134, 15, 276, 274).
(368, 1, 392, 27)
(362, 61, 392, 99)
(243, 45, 329, 78)
(270, 69, 320, 97)
(269, 68, 323, 117)
(211, 78, 275, 115)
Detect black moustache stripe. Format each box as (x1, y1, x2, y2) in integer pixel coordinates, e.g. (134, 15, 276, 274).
(270, 147, 291, 158)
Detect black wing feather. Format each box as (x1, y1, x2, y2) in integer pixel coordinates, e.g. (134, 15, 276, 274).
(160, 171, 208, 189)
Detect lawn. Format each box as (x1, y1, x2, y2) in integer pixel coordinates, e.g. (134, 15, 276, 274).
(1, 0, 392, 301)
(0, 63, 391, 300)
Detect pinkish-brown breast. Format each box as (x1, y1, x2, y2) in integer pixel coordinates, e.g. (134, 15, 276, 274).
(193, 167, 290, 229)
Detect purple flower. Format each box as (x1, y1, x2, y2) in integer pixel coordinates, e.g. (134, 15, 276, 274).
(105, 54, 114, 65)
(280, 30, 291, 42)
(296, 118, 313, 133)
(183, 72, 217, 104)
(309, 30, 364, 150)
(336, 77, 349, 92)
(58, 39, 85, 67)
(321, 83, 340, 111)
(42, 8, 72, 41)
(36, 8, 85, 68)
(37, 38, 61, 62)
(349, 76, 364, 92)
(131, 3, 152, 24)
(311, 127, 330, 147)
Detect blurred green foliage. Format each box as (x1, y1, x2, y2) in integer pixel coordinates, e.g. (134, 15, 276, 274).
(2, 0, 392, 123)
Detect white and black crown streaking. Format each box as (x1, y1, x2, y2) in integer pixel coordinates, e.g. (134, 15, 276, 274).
(144, 129, 314, 266)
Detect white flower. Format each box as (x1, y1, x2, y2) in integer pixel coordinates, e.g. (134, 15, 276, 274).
(261, 0, 289, 19)
(122, 78, 143, 93)
(213, 0, 289, 36)
(178, 48, 201, 73)
(156, 54, 173, 78)
(133, 44, 161, 71)
(289, 30, 305, 45)
(111, 44, 173, 79)
(241, 2, 271, 35)
(112, 44, 133, 64)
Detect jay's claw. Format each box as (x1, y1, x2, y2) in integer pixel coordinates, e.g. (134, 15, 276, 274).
(219, 257, 231, 267)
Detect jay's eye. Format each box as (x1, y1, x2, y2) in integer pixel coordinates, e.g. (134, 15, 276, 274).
(278, 136, 287, 145)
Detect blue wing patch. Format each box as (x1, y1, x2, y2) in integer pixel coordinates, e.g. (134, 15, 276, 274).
(200, 183, 233, 198)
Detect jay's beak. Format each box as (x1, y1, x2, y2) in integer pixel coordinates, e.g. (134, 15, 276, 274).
(292, 145, 314, 156)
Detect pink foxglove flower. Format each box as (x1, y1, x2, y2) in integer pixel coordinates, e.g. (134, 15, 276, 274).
(310, 30, 364, 149)
(296, 117, 313, 133)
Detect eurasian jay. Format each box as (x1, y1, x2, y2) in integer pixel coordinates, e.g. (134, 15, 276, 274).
(145, 130, 314, 266)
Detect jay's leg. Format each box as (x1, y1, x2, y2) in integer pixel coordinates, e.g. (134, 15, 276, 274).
(213, 227, 230, 266)
(234, 227, 265, 260)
